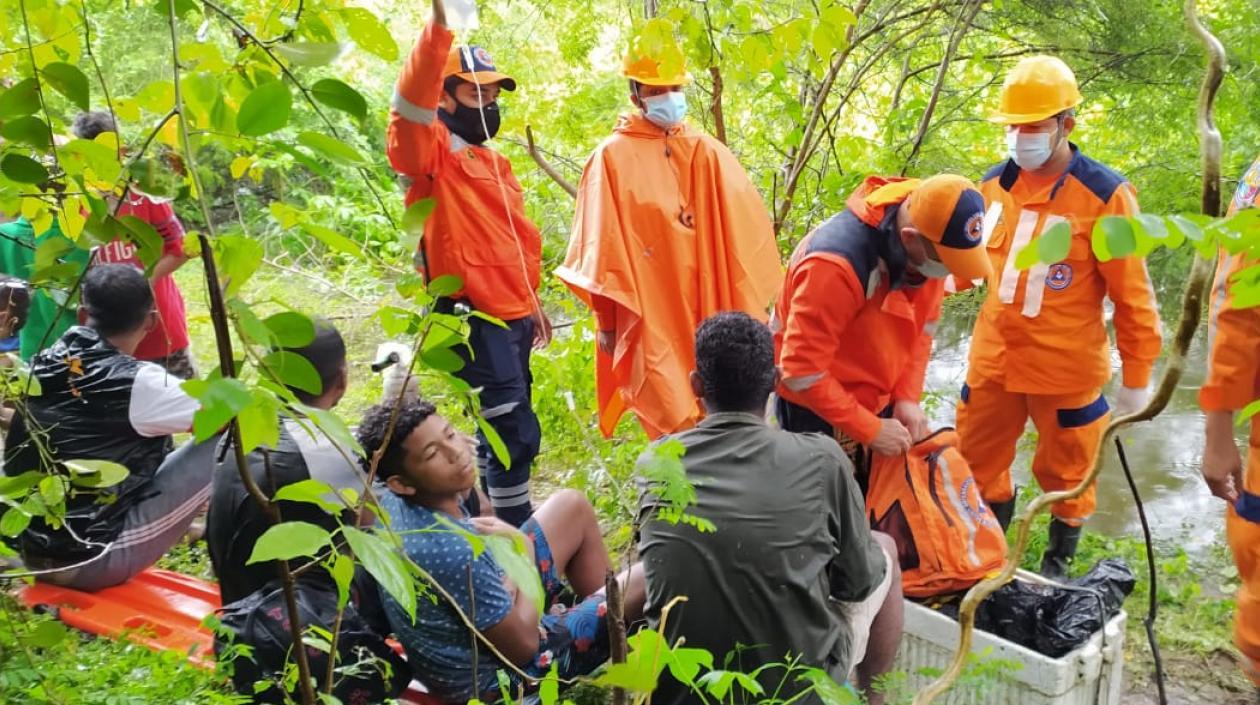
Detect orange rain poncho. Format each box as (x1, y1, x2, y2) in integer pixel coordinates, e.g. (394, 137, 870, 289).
(557, 113, 783, 438)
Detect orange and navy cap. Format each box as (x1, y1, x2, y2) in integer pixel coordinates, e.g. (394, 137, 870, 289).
(905, 174, 991, 282)
(443, 45, 517, 91)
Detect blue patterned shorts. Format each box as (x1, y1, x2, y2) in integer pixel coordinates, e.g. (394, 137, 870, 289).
(519, 518, 611, 680)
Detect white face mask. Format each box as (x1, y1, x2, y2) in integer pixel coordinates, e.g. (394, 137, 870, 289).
(914, 257, 950, 280)
(1006, 129, 1056, 170)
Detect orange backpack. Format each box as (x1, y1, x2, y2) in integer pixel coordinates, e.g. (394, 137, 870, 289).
(865, 429, 1008, 598)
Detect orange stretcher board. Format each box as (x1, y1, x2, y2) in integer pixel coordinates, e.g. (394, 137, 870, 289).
(15, 568, 441, 705)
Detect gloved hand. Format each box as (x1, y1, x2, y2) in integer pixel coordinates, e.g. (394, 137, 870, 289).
(1113, 385, 1151, 417)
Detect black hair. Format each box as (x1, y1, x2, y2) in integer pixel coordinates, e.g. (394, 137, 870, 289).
(0, 275, 31, 333)
(281, 319, 345, 405)
(693, 311, 776, 412)
(71, 111, 118, 140)
(356, 400, 439, 480)
(80, 263, 154, 337)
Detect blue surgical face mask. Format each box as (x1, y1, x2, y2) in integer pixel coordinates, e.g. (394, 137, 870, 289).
(641, 91, 687, 129)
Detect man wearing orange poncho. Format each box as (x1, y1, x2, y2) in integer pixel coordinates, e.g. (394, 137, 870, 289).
(557, 22, 783, 439)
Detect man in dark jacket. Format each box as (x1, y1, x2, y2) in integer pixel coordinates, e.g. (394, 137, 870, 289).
(4, 264, 209, 591)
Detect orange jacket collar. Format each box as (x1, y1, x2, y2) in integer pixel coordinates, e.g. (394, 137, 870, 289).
(614, 111, 689, 138)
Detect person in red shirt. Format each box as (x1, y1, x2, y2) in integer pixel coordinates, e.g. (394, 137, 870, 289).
(387, 0, 549, 526)
(72, 112, 196, 380)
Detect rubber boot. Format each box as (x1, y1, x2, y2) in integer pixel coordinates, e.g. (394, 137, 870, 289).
(1040, 518, 1082, 581)
(989, 499, 1016, 532)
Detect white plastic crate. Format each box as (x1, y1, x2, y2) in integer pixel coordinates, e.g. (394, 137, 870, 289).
(893, 571, 1126, 705)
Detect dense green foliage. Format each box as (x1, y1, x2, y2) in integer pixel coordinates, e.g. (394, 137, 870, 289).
(0, 0, 1258, 702)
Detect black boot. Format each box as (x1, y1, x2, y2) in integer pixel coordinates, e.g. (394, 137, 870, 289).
(1040, 519, 1082, 581)
(989, 499, 1016, 532)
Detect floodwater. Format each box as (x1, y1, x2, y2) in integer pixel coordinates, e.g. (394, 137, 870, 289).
(925, 311, 1233, 556)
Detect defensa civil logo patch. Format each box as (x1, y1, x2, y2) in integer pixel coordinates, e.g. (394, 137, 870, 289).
(1046, 263, 1073, 290)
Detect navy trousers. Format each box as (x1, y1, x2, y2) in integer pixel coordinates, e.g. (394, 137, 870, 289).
(456, 313, 541, 526)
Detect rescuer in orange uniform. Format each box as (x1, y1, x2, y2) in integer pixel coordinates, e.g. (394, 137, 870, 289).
(558, 22, 783, 439)
(774, 175, 992, 470)
(386, 0, 550, 526)
(957, 56, 1162, 578)
(1199, 154, 1260, 694)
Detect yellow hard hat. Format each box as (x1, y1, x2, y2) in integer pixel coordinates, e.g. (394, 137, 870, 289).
(989, 55, 1082, 125)
(622, 18, 689, 86)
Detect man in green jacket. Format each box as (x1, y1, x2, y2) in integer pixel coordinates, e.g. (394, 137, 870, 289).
(0, 219, 91, 360)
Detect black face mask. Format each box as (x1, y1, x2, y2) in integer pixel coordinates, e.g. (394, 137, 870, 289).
(438, 100, 500, 145)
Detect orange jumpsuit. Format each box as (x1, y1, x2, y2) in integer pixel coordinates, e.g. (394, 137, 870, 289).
(387, 22, 541, 320)
(558, 113, 782, 439)
(1199, 154, 1260, 686)
(774, 177, 943, 445)
(957, 146, 1162, 524)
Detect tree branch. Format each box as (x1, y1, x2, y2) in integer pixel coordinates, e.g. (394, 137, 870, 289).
(524, 125, 577, 198)
(165, 5, 316, 703)
(901, 0, 984, 175)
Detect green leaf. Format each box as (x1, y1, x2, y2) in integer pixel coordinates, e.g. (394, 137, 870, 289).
(1037, 221, 1072, 264)
(302, 224, 362, 257)
(1240, 399, 1260, 424)
(237, 81, 292, 137)
(1, 154, 49, 184)
(427, 274, 462, 297)
(262, 350, 323, 395)
(264, 311, 317, 348)
(153, 0, 197, 19)
(376, 305, 420, 337)
(38, 476, 64, 507)
(182, 377, 253, 442)
(247, 521, 332, 564)
(64, 459, 130, 488)
(329, 552, 355, 609)
(1, 115, 52, 149)
(1091, 216, 1135, 262)
(594, 628, 669, 692)
(420, 346, 465, 373)
(229, 299, 271, 346)
(21, 621, 68, 649)
(236, 391, 280, 455)
(311, 79, 367, 121)
(116, 215, 164, 271)
(214, 235, 264, 298)
(476, 415, 510, 470)
(0, 507, 31, 537)
(697, 670, 765, 699)
(340, 8, 399, 61)
(664, 645, 714, 686)
(0, 78, 41, 119)
(134, 80, 175, 114)
(343, 527, 416, 620)
(484, 532, 545, 614)
(796, 667, 860, 705)
(273, 478, 344, 515)
(402, 198, 437, 237)
(274, 42, 350, 68)
(0, 471, 42, 502)
(40, 62, 89, 111)
(297, 131, 366, 165)
(298, 404, 364, 457)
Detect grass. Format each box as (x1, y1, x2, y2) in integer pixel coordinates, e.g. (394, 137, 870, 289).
(0, 262, 1249, 704)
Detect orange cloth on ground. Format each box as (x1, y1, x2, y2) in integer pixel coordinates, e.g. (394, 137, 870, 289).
(773, 177, 944, 445)
(387, 22, 541, 321)
(969, 146, 1162, 393)
(1200, 154, 1260, 686)
(557, 113, 783, 438)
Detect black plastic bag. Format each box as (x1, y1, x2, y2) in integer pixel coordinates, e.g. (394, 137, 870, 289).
(935, 559, 1136, 658)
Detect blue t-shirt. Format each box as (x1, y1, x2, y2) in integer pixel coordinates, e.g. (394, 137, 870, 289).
(376, 490, 514, 701)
